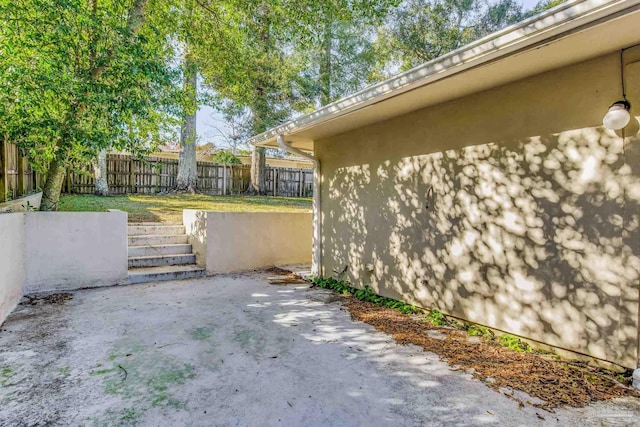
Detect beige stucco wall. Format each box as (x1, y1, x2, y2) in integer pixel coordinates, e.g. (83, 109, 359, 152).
(0, 213, 25, 325)
(24, 212, 128, 293)
(184, 210, 312, 274)
(316, 51, 640, 368)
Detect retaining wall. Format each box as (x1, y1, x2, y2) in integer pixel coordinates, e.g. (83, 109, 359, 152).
(0, 214, 26, 325)
(0, 211, 128, 325)
(24, 212, 128, 293)
(184, 210, 312, 274)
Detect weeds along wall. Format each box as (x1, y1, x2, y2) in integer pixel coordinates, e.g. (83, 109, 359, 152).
(315, 50, 640, 368)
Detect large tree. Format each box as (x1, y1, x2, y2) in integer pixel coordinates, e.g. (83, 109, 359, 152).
(372, 0, 561, 73)
(196, 1, 399, 193)
(0, 0, 181, 210)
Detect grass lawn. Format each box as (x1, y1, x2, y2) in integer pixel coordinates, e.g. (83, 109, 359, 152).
(58, 194, 312, 223)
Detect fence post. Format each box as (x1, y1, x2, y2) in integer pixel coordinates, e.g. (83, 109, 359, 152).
(65, 169, 71, 194)
(17, 153, 26, 197)
(0, 137, 7, 202)
(129, 157, 135, 193)
(274, 168, 278, 197)
(156, 160, 161, 194)
(222, 165, 227, 196)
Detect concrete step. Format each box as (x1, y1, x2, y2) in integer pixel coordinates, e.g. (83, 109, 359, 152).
(128, 234, 188, 246)
(128, 244, 192, 257)
(128, 222, 182, 226)
(128, 254, 196, 268)
(128, 265, 206, 284)
(128, 225, 185, 236)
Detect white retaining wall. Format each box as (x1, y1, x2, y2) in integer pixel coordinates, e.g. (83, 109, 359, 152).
(0, 211, 128, 324)
(0, 214, 26, 325)
(184, 210, 312, 274)
(24, 212, 128, 293)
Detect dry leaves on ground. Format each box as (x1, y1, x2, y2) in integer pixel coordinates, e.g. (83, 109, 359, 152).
(346, 298, 638, 411)
(20, 293, 73, 306)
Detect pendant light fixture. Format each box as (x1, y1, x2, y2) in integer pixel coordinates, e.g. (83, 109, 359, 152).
(603, 48, 631, 131)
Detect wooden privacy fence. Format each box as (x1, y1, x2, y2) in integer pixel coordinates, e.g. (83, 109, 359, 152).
(0, 137, 43, 203)
(65, 153, 314, 197)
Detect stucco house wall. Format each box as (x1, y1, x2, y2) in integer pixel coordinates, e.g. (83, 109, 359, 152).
(315, 50, 640, 368)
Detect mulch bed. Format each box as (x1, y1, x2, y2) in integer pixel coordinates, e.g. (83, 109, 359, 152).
(346, 297, 639, 411)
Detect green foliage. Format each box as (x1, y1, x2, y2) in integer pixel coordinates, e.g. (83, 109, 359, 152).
(312, 278, 422, 315)
(498, 334, 532, 353)
(312, 277, 353, 294)
(0, 0, 182, 172)
(211, 150, 242, 165)
(373, 0, 531, 72)
(524, 0, 565, 18)
(465, 324, 494, 339)
(427, 309, 446, 326)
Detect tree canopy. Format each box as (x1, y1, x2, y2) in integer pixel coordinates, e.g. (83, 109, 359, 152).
(0, 0, 564, 207)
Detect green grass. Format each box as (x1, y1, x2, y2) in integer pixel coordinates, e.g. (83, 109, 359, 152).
(58, 194, 312, 223)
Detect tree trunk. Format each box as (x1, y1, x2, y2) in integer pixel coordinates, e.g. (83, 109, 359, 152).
(93, 149, 109, 196)
(319, 13, 333, 106)
(247, 146, 266, 195)
(176, 55, 198, 193)
(40, 159, 66, 211)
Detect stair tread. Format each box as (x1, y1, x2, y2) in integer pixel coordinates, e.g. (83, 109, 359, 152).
(128, 243, 190, 248)
(127, 222, 183, 227)
(128, 265, 204, 275)
(128, 254, 194, 260)
(128, 234, 187, 238)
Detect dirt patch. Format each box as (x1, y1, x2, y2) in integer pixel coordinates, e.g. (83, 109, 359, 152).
(264, 267, 307, 285)
(346, 297, 639, 411)
(20, 293, 73, 306)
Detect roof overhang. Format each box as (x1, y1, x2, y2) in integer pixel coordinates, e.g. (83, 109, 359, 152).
(251, 0, 640, 152)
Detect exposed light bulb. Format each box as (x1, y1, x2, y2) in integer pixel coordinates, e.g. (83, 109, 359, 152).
(603, 100, 631, 130)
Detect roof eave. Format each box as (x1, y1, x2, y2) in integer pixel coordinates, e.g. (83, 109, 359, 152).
(250, 0, 638, 150)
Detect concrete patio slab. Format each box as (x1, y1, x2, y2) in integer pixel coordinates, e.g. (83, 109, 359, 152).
(0, 274, 638, 426)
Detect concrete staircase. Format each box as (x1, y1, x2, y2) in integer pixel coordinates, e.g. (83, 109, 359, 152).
(127, 223, 206, 284)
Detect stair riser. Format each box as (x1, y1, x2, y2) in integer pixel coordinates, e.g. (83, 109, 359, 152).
(128, 255, 196, 268)
(128, 244, 192, 257)
(129, 222, 182, 226)
(128, 235, 188, 246)
(128, 225, 185, 236)
(128, 269, 206, 284)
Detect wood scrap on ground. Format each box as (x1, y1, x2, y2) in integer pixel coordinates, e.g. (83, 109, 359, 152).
(265, 267, 307, 285)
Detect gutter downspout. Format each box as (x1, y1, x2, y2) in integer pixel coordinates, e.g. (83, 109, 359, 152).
(276, 135, 322, 276)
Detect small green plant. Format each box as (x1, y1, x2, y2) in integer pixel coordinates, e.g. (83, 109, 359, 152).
(498, 334, 532, 353)
(427, 309, 446, 326)
(466, 324, 494, 339)
(312, 278, 422, 315)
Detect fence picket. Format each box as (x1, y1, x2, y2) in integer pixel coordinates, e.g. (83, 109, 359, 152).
(59, 153, 313, 197)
